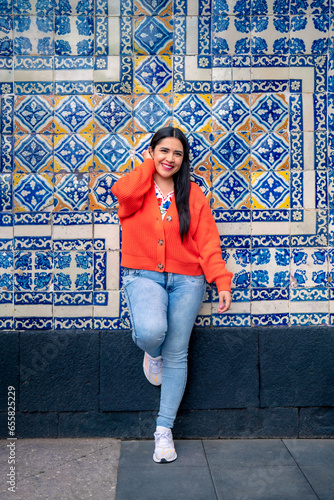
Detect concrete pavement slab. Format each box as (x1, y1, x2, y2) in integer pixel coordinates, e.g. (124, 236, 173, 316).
(1, 438, 120, 500)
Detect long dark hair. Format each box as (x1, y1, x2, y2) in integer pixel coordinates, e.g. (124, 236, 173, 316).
(150, 127, 191, 241)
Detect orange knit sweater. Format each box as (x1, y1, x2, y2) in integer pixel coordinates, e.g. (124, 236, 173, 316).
(111, 159, 233, 292)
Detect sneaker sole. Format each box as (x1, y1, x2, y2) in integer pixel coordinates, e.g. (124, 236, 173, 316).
(153, 452, 177, 463)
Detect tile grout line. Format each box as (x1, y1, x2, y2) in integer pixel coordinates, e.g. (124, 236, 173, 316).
(201, 439, 219, 500)
(281, 439, 320, 500)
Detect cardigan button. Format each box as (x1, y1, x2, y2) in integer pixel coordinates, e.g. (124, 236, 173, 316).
(158, 263, 163, 270)
(166, 215, 172, 221)
(158, 239, 164, 245)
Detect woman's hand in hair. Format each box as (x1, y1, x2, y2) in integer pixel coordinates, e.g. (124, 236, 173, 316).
(218, 290, 232, 313)
(143, 148, 153, 161)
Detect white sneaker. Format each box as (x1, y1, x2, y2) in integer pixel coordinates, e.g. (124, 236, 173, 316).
(143, 353, 163, 386)
(153, 426, 177, 463)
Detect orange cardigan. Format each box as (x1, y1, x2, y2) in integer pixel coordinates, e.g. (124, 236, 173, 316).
(111, 159, 233, 292)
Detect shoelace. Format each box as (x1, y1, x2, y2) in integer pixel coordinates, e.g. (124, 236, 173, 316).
(148, 358, 163, 374)
(154, 430, 172, 446)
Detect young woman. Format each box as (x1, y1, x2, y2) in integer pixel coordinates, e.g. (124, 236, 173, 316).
(111, 127, 232, 463)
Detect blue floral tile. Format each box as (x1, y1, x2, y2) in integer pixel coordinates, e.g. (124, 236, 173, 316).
(0, 250, 13, 291)
(14, 95, 54, 134)
(0, 135, 13, 172)
(173, 94, 211, 133)
(212, 132, 251, 171)
(54, 173, 89, 211)
(94, 134, 132, 172)
(251, 132, 289, 171)
(212, 169, 251, 209)
(54, 251, 93, 291)
(14, 16, 54, 56)
(134, 56, 172, 94)
(251, 248, 290, 288)
(134, 0, 172, 16)
(55, 16, 94, 56)
(0, 15, 12, 56)
(212, 94, 250, 132)
(14, 134, 53, 173)
(291, 248, 328, 287)
(133, 94, 172, 132)
(0, 173, 12, 211)
(54, 95, 93, 134)
(54, 133, 93, 172)
(94, 95, 132, 134)
(14, 250, 52, 292)
(89, 172, 120, 210)
(134, 16, 173, 55)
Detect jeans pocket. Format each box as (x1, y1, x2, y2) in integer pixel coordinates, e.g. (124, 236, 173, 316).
(122, 268, 141, 287)
(184, 274, 206, 285)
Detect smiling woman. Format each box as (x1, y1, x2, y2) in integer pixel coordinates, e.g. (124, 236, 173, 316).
(111, 126, 233, 464)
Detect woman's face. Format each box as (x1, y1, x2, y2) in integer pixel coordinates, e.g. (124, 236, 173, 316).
(150, 137, 184, 181)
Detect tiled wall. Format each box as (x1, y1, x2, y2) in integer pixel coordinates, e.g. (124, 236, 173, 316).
(1, 0, 334, 330)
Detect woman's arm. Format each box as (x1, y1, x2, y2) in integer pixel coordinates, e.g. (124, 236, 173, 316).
(111, 156, 155, 219)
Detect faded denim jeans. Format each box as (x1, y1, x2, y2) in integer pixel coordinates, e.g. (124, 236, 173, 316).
(123, 268, 206, 429)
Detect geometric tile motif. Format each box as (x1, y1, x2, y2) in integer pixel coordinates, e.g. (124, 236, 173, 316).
(251, 171, 290, 209)
(89, 172, 119, 210)
(54, 134, 93, 172)
(134, 16, 173, 55)
(54, 173, 89, 211)
(251, 133, 289, 171)
(14, 95, 54, 134)
(212, 170, 251, 209)
(54, 95, 93, 134)
(133, 94, 172, 132)
(13, 172, 53, 212)
(94, 95, 132, 134)
(14, 134, 53, 173)
(134, 56, 172, 93)
(173, 94, 211, 132)
(94, 134, 132, 172)
(212, 94, 250, 132)
(251, 94, 289, 133)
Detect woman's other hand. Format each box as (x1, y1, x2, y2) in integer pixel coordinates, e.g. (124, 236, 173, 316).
(143, 148, 153, 160)
(218, 290, 232, 313)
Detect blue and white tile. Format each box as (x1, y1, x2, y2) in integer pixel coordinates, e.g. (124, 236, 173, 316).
(133, 94, 172, 132)
(15, 97, 53, 140)
(0, 173, 12, 211)
(14, 212, 51, 250)
(0, 251, 13, 294)
(14, 134, 54, 173)
(53, 212, 93, 251)
(14, 56, 54, 95)
(291, 248, 328, 287)
(13, 172, 53, 212)
(54, 95, 93, 134)
(251, 247, 290, 288)
(94, 95, 132, 134)
(134, 16, 173, 55)
(0, 212, 13, 251)
(55, 16, 94, 56)
(14, 16, 54, 56)
(0, 16, 13, 56)
(55, 56, 94, 94)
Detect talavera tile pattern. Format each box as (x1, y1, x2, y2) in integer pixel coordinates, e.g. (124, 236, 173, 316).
(1, 0, 334, 329)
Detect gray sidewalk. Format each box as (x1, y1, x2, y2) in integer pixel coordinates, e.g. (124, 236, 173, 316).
(1, 438, 121, 500)
(1, 438, 333, 500)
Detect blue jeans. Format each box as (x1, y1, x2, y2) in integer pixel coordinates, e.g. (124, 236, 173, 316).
(123, 268, 206, 429)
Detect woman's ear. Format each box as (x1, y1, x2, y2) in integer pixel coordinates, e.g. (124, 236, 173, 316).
(148, 146, 153, 158)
